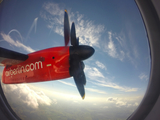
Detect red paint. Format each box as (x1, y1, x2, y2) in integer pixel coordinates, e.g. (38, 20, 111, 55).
(2, 47, 71, 84)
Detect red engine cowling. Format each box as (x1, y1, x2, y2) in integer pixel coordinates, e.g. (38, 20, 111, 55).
(2, 47, 71, 84)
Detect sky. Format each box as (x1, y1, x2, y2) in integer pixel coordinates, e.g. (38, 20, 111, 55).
(0, 0, 150, 120)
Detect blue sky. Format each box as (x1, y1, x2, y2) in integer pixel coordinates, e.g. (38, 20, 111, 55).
(0, 0, 150, 119)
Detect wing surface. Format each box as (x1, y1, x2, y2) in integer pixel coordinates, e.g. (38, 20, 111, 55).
(0, 47, 28, 66)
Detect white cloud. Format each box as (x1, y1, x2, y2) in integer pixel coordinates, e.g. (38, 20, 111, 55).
(26, 17, 38, 40)
(58, 80, 107, 94)
(95, 61, 107, 70)
(58, 80, 75, 87)
(103, 30, 141, 67)
(85, 65, 105, 79)
(42, 2, 64, 17)
(40, 2, 104, 47)
(108, 97, 118, 102)
(1, 32, 35, 53)
(115, 30, 140, 67)
(107, 97, 126, 107)
(86, 88, 107, 94)
(139, 73, 148, 81)
(107, 32, 117, 57)
(85, 65, 138, 92)
(75, 16, 104, 47)
(134, 102, 139, 106)
(41, 2, 64, 36)
(97, 82, 138, 92)
(107, 97, 139, 108)
(8, 29, 23, 42)
(104, 32, 125, 61)
(2, 84, 52, 109)
(116, 100, 127, 107)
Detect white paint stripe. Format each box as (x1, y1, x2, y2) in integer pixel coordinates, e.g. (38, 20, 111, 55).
(47, 64, 52, 67)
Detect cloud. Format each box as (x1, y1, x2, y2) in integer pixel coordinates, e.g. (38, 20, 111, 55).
(1, 32, 35, 53)
(108, 97, 118, 102)
(58, 80, 75, 87)
(85, 65, 138, 92)
(107, 97, 139, 108)
(139, 73, 148, 81)
(104, 32, 125, 61)
(58, 80, 107, 94)
(85, 65, 105, 79)
(96, 82, 138, 92)
(95, 61, 107, 70)
(8, 29, 23, 42)
(103, 30, 141, 67)
(42, 2, 64, 17)
(74, 15, 105, 47)
(2, 83, 52, 109)
(41, 2, 64, 36)
(40, 2, 105, 47)
(107, 32, 117, 57)
(116, 100, 127, 107)
(26, 17, 38, 40)
(134, 102, 139, 106)
(86, 88, 107, 94)
(115, 28, 140, 66)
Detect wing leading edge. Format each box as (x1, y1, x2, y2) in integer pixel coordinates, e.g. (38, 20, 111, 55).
(0, 47, 28, 66)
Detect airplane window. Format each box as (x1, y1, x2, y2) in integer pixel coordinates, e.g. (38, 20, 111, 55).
(0, 0, 150, 120)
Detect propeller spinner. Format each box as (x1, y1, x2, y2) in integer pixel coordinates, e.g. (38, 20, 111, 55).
(64, 10, 95, 99)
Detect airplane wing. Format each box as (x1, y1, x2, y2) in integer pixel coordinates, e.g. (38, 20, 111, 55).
(0, 47, 28, 66)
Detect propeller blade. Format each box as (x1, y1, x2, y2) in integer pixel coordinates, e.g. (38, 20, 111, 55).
(71, 22, 79, 46)
(64, 10, 70, 46)
(69, 55, 86, 99)
(76, 37, 79, 46)
(81, 61, 85, 70)
(73, 72, 85, 99)
(79, 61, 86, 85)
(80, 69, 86, 85)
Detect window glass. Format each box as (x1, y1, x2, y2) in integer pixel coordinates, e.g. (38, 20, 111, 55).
(0, 0, 150, 120)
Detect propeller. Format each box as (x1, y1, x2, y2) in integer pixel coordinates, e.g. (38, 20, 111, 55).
(64, 10, 70, 46)
(71, 22, 79, 46)
(64, 10, 95, 99)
